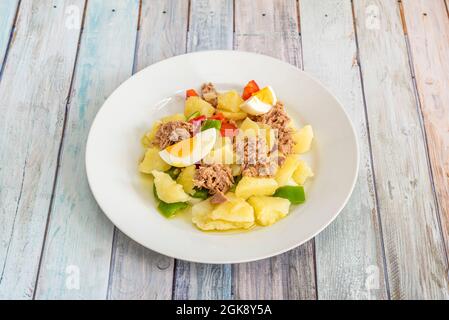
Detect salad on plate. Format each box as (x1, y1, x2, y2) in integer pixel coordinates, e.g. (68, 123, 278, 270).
(139, 80, 314, 232)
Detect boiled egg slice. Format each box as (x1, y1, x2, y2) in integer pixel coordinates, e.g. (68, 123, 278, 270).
(240, 86, 277, 115)
(159, 128, 217, 167)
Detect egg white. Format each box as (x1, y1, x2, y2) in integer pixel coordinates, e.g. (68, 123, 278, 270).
(240, 86, 277, 116)
(159, 128, 217, 167)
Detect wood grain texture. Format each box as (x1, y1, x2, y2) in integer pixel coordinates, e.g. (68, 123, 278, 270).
(401, 0, 449, 257)
(172, 0, 234, 300)
(108, 0, 189, 300)
(233, 0, 316, 300)
(187, 0, 233, 51)
(353, 0, 449, 299)
(299, 0, 388, 300)
(0, 0, 85, 299)
(34, 0, 140, 299)
(0, 0, 19, 71)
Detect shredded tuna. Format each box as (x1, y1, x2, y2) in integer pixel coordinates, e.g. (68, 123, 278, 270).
(153, 121, 193, 150)
(194, 164, 234, 196)
(251, 102, 295, 156)
(210, 191, 228, 204)
(235, 135, 278, 177)
(201, 82, 218, 107)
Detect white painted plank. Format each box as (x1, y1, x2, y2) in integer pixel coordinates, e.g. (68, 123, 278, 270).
(173, 0, 234, 300)
(353, 0, 449, 299)
(233, 0, 316, 300)
(35, 0, 140, 299)
(0, 0, 19, 71)
(0, 0, 85, 299)
(108, 0, 189, 300)
(401, 0, 449, 257)
(299, 0, 388, 299)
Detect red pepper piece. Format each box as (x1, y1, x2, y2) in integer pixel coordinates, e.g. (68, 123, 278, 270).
(186, 89, 199, 98)
(242, 80, 260, 100)
(220, 121, 238, 137)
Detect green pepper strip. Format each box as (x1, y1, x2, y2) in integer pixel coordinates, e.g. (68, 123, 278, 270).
(191, 188, 209, 199)
(166, 167, 181, 180)
(186, 111, 201, 121)
(153, 183, 188, 218)
(201, 119, 222, 131)
(274, 186, 305, 204)
(229, 175, 242, 192)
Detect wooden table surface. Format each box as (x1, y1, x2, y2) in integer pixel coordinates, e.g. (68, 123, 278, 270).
(0, 0, 448, 300)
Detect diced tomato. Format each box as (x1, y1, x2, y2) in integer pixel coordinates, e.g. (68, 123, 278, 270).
(188, 115, 206, 123)
(186, 89, 199, 98)
(220, 121, 238, 137)
(210, 112, 225, 121)
(242, 80, 260, 100)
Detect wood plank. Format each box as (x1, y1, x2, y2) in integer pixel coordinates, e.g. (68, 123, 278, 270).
(299, 0, 388, 300)
(108, 0, 189, 300)
(401, 0, 449, 257)
(233, 0, 316, 300)
(187, 0, 233, 51)
(34, 0, 140, 299)
(0, 0, 85, 299)
(172, 0, 234, 300)
(353, 0, 449, 299)
(0, 0, 19, 71)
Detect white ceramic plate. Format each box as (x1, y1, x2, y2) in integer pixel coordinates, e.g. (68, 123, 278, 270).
(86, 51, 359, 264)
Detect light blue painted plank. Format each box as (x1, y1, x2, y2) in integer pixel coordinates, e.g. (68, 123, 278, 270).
(0, 0, 85, 299)
(0, 0, 19, 71)
(108, 0, 189, 300)
(173, 0, 234, 300)
(300, 0, 388, 300)
(35, 0, 139, 299)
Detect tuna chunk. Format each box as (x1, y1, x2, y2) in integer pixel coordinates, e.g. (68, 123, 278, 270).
(201, 82, 218, 107)
(194, 164, 234, 196)
(153, 121, 193, 150)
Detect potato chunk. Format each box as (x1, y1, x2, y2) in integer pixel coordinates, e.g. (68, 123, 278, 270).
(275, 155, 300, 186)
(139, 147, 171, 173)
(292, 160, 314, 185)
(292, 125, 314, 154)
(191, 196, 254, 231)
(141, 121, 162, 147)
(210, 193, 254, 223)
(248, 196, 290, 226)
(152, 170, 190, 203)
(235, 177, 278, 199)
(217, 90, 244, 112)
(185, 96, 215, 117)
(177, 165, 196, 195)
(217, 110, 247, 121)
(239, 117, 260, 133)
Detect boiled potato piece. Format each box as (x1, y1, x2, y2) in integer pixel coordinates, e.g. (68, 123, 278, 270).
(177, 165, 196, 194)
(203, 143, 234, 165)
(292, 160, 314, 185)
(217, 90, 244, 112)
(161, 113, 186, 123)
(275, 155, 300, 186)
(141, 121, 162, 147)
(239, 117, 259, 135)
(292, 125, 314, 154)
(235, 177, 278, 199)
(230, 164, 242, 176)
(248, 196, 290, 226)
(152, 170, 190, 203)
(185, 96, 215, 117)
(210, 193, 255, 223)
(217, 110, 247, 121)
(192, 199, 253, 231)
(139, 147, 171, 173)
(258, 123, 276, 150)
